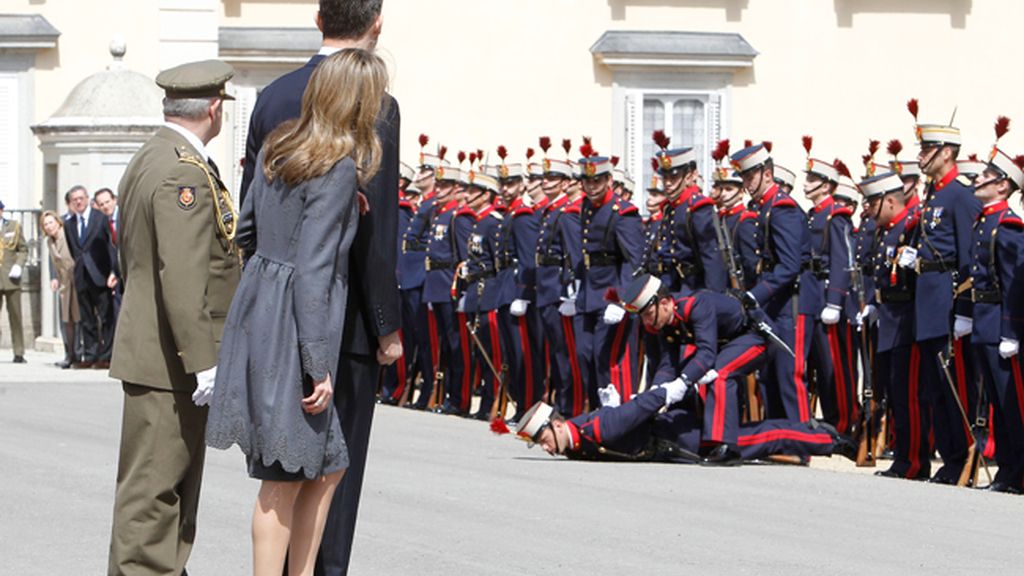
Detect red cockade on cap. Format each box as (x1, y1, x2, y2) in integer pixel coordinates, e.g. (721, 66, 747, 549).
(652, 130, 670, 151)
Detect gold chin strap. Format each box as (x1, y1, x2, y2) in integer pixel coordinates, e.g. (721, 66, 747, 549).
(178, 154, 238, 242)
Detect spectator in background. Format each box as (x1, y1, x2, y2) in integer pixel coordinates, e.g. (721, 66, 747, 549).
(41, 210, 79, 369)
(94, 188, 123, 314)
(63, 185, 116, 369)
(0, 199, 28, 363)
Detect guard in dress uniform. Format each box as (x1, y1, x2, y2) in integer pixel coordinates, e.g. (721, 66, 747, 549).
(730, 143, 812, 423)
(419, 162, 470, 413)
(573, 151, 645, 408)
(511, 358, 856, 465)
(534, 139, 586, 416)
(446, 166, 478, 415)
(859, 171, 930, 480)
(461, 171, 507, 420)
(964, 121, 1024, 493)
(799, 141, 857, 435)
(381, 161, 421, 404)
(499, 151, 546, 419)
(710, 140, 759, 290)
(773, 164, 797, 196)
(887, 139, 923, 217)
(957, 155, 988, 185)
(107, 60, 241, 576)
(896, 101, 981, 484)
(0, 199, 28, 363)
(650, 132, 728, 293)
(616, 274, 779, 464)
(402, 144, 449, 409)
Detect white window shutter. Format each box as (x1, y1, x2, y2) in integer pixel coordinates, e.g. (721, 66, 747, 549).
(231, 86, 257, 203)
(0, 76, 19, 205)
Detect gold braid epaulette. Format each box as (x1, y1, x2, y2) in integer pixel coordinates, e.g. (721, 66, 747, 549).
(177, 153, 238, 242)
(1, 220, 22, 260)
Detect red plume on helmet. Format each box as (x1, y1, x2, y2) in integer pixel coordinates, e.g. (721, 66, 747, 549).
(457, 151, 467, 165)
(438, 145, 448, 161)
(562, 139, 572, 155)
(968, 153, 979, 162)
(489, 417, 510, 435)
(802, 136, 813, 156)
(579, 142, 595, 158)
(887, 139, 903, 159)
(1013, 155, 1024, 171)
(583, 136, 592, 146)
(868, 140, 880, 157)
(603, 287, 621, 304)
(526, 147, 535, 161)
(861, 154, 872, 167)
(744, 139, 753, 148)
(907, 98, 919, 121)
(419, 134, 429, 148)
(652, 130, 670, 151)
(477, 149, 485, 163)
(468, 152, 477, 166)
(650, 158, 659, 171)
(711, 139, 730, 162)
(611, 156, 620, 167)
(995, 116, 1011, 141)
(539, 137, 551, 154)
(497, 145, 508, 161)
(834, 159, 852, 179)
(762, 141, 773, 153)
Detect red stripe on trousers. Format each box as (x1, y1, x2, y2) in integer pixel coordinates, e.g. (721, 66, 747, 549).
(392, 328, 407, 401)
(487, 310, 502, 398)
(794, 315, 810, 422)
(609, 320, 625, 396)
(737, 429, 832, 447)
(712, 345, 766, 442)
(561, 316, 584, 415)
(827, 324, 850, 434)
(1012, 356, 1024, 435)
(907, 344, 922, 478)
(458, 312, 472, 412)
(518, 317, 536, 407)
(953, 338, 971, 441)
(427, 308, 440, 369)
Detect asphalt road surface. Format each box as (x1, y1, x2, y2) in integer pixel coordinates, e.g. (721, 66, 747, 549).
(2, 349, 1023, 575)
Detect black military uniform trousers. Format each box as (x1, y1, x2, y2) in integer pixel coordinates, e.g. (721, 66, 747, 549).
(877, 344, 931, 479)
(505, 305, 545, 416)
(974, 343, 1024, 489)
(916, 336, 975, 482)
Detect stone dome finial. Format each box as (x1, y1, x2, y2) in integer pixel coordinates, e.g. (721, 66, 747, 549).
(109, 36, 126, 69)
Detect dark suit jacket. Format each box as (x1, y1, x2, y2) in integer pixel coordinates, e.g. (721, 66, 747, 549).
(64, 208, 116, 289)
(242, 53, 401, 356)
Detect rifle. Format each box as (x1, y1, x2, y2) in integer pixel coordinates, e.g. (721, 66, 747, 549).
(466, 317, 513, 428)
(713, 209, 761, 422)
(937, 346, 992, 487)
(846, 232, 877, 467)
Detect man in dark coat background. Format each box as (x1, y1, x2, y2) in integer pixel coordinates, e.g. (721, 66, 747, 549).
(240, 1, 402, 574)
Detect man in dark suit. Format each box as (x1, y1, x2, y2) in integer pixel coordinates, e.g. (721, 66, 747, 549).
(94, 187, 123, 318)
(64, 185, 117, 369)
(241, 2, 401, 574)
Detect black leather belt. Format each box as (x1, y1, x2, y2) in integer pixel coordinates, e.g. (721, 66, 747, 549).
(403, 239, 427, 252)
(465, 269, 496, 283)
(876, 288, 913, 303)
(972, 288, 1001, 304)
(648, 261, 696, 278)
(918, 258, 952, 273)
(494, 258, 514, 271)
(425, 258, 454, 271)
(536, 255, 562, 267)
(584, 251, 622, 268)
(803, 259, 827, 280)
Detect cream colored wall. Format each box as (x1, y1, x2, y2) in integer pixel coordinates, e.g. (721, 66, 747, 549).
(13, 0, 1024, 202)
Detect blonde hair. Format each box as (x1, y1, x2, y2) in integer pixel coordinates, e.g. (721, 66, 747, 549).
(39, 210, 63, 232)
(262, 48, 387, 187)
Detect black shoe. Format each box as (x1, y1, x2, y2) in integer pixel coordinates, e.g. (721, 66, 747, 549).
(831, 435, 858, 462)
(468, 410, 489, 421)
(439, 403, 466, 416)
(700, 444, 743, 467)
(378, 396, 399, 406)
(987, 481, 1023, 494)
(505, 416, 521, 427)
(406, 401, 428, 411)
(874, 466, 905, 478)
(55, 361, 71, 369)
(929, 474, 958, 485)
(12, 355, 26, 364)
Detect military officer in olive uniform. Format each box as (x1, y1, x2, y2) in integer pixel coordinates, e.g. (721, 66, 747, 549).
(0, 199, 28, 363)
(107, 60, 241, 576)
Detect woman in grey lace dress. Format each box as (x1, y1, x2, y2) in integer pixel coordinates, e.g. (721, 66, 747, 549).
(206, 49, 387, 576)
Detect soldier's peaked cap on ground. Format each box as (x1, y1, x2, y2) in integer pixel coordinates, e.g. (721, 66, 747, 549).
(156, 59, 235, 100)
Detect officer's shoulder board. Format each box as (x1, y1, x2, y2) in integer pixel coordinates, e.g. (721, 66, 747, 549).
(998, 214, 1024, 229)
(772, 196, 798, 209)
(830, 206, 854, 219)
(613, 198, 639, 216)
(688, 197, 716, 213)
(490, 210, 504, 221)
(956, 174, 973, 187)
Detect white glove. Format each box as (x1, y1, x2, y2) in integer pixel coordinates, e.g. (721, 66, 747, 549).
(953, 315, 973, 339)
(456, 296, 466, 313)
(192, 366, 217, 406)
(602, 303, 626, 325)
(820, 304, 841, 325)
(8, 264, 21, 280)
(598, 383, 621, 407)
(854, 304, 877, 327)
(660, 377, 692, 408)
(510, 299, 529, 317)
(897, 246, 918, 269)
(999, 338, 1019, 359)
(698, 369, 718, 386)
(558, 298, 577, 317)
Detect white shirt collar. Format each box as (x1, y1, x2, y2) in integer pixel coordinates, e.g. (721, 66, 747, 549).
(318, 46, 342, 57)
(79, 205, 92, 222)
(164, 121, 209, 162)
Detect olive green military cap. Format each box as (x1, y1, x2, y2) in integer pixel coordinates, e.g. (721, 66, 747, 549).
(155, 59, 235, 100)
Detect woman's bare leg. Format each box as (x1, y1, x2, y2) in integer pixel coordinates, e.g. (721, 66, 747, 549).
(252, 479, 303, 576)
(286, 469, 346, 576)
